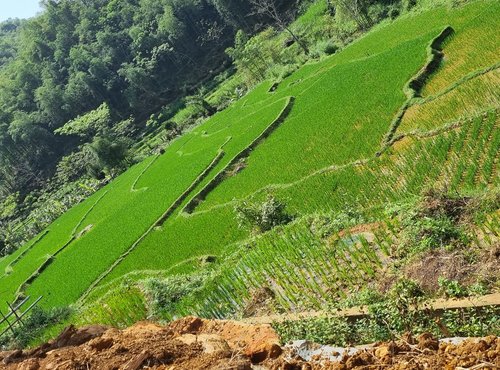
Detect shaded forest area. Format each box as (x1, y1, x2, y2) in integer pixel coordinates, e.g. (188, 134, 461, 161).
(0, 0, 274, 197)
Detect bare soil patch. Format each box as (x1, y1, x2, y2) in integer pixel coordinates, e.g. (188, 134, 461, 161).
(1, 317, 498, 369)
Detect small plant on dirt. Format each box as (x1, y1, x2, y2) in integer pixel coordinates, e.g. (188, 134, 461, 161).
(143, 273, 210, 320)
(467, 281, 489, 296)
(438, 277, 468, 298)
(273, 315, 357, 346)
(235, 195, 294, 233)
(365, 279, 426, 339)
(341, 286, 385, 308)
(308, 206, 365, 239)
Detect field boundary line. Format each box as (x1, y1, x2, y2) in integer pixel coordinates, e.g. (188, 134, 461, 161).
(390, 107, 500, 147)
(77, 144, 232, 305)
(189, 28, 456, 216)
(2, 230, 50, 278)
(13, 190, 109, 303)
(190, 106, 494, 218)
(84, 256, 211, 302)
(412, 62, 500, 106)
(154, 137, 231, 227)
(242, 293, 500, 325)
(186, 157, 372, 217)
(381, 26, 454, 149)
(182, 96, 295, 214)
(131, 155, 160, 192)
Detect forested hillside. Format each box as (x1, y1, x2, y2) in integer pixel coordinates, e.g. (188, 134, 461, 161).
(0, 0, 253, 194)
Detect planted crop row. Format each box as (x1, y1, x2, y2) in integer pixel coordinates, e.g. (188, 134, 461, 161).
(4, 0, 497, 313)
(399, 69, 500, 133)
(422, 1, 500, 96)
(275, 110, 499, 216)
(103, 2, 499, 290)
(195, 32, 436, 211)
(173, 222, 392, 319)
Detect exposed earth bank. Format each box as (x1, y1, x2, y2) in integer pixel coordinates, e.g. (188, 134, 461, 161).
(0, 317, 498, 369)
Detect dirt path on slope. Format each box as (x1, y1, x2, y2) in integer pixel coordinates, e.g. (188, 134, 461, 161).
(242, 292, 500, 325)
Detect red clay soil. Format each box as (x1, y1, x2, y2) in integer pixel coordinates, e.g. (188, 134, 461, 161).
(0, 317, 498, 370)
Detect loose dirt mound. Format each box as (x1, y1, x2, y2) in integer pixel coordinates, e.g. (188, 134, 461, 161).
(0, 318, 498, 369)
(0, 317, 281, 369)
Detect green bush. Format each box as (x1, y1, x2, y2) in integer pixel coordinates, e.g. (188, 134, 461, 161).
(310, 39, 339, 58)
(0, 306, 72, 350)
(143, 273, 209, 319)
(438, 277, 468, 298)
(394, 194, 469, 258)
(235, 195, 294, 233)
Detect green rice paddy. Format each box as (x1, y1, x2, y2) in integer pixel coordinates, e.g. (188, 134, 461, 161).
(1, 0, 498, 316)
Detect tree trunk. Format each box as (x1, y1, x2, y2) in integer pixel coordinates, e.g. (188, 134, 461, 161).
(283, 26, 309, 55)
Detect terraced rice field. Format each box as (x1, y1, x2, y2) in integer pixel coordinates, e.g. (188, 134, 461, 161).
(0, 0, 498, 314)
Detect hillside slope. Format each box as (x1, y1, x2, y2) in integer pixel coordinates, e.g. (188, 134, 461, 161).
(0, 0, 498, 344)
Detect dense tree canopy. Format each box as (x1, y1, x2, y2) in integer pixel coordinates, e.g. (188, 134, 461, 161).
(0, 0, 277, 198)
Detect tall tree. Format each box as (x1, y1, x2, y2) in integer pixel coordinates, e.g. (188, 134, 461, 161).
(249, 0, 309, 55)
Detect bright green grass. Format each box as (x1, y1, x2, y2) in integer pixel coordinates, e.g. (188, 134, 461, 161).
(3, 1, 497, 312)
(24, 97, 288, 308)
(399, 69, 500, 133)
(194, 0, 498, 211)
(106, 110, 499, 289)
(0, 232, 48, 279)
(186, 223, 388, 318)
(422, 1, 500, 96)
(268, 111, 500, 215)
(103, 31, 437, 281)
(0, 160, 153, 306)
(0, 198, 97, 305)
(103, 2, 499, 284)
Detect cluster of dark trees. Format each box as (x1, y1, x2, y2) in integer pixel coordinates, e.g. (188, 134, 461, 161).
(0, 0, 299, 199)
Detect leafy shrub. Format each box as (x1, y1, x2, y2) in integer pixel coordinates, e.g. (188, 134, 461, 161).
(84, 136, 132, 177)
(341, 286, 385, 308)
(308, 206, 365, 238)
(410, 216, 466, 252)
(143, 273, 209, 319)
(0, 192, 18, 219)
(438, 277, 468, 298)
(112, 117, 137, 138)
(55, 151, 91, 183)
(266, 63, 298, 82)
(310, 40, 338, 58)
(235, 195, 293, 233)
(274, 305, 500, 346)
(0, 306, 72, 350)
(467, 281, 489, 296)
(392, 191, 469, 258)
(54, 103, 111, 140)
(273, 315, 357, 346)
(403, 0, 418, 11)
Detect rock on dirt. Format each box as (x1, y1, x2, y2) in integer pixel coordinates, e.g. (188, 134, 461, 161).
(0, 318, 498, 369)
